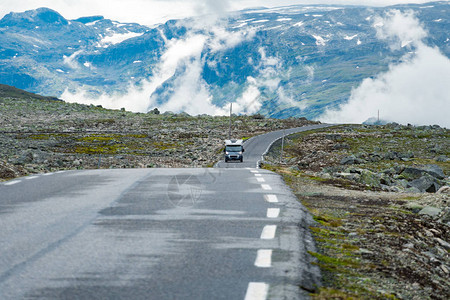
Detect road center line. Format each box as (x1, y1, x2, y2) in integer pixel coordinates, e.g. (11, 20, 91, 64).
(250, 170, 259, 173)
(264, 194, 278, 203)
(260, 225, 277, 240)
(255, 249, 272, 268)
(267, 208, 280, 218)
(261, 184, 272, 190)
(256, 177, 265, 183)
(4, 180, 21, 186)
(245, 282, 269, 300)
(254, 173, 262, 177)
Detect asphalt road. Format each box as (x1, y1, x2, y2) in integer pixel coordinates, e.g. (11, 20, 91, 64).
(0, 125, 327, 299)
(216, 124, 332, 168)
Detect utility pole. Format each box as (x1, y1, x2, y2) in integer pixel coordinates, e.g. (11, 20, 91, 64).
(228, 102, 232, 139)
(280, 128, 285, 163)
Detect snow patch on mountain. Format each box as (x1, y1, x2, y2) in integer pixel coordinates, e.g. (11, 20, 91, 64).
(85, 20, 101, 26)
(277, 18, 292, 22)
(312, 35, 326, 46)
(100, 32, 144, 46)
(344, 34, 358, 40)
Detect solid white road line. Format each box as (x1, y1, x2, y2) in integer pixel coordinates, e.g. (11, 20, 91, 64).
(25, 176, 39, 180)
(245, 282, 269, 300)
(255, 249, 272, 268)
(264, 194, 279, 203)
(4, 180, 21, 186)
(260, 225, 277, 240)
(256, 177, 265, 183)
(261, 184, 272, 190)
(42, 172, 54, 176)
(267, 208, 280, 218)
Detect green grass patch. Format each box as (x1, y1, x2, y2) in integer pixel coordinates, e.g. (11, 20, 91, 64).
(309, 251, 361, 269)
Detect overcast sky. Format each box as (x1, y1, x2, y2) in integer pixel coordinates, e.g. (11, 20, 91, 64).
(0, 0, 443, 26)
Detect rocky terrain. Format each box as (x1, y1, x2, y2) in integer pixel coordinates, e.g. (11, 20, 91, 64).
(2, 85, 449, 299)
(263, 124, 449, 299)
(0, 84, 317, 180)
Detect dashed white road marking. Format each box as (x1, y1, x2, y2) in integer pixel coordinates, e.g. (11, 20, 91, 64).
(245, 282, 269, 300)
(250, 170, 259, 173)
(254, 174, 262, 177)
(267, 208, 280, 218)
(264, 194, 279, 203)
(261, 184, 272, 190)
(260, 225, 277, 240)
(254, 249, 272, 268)
(256, 177, 265, 183)
(4, 180, 21, 186)
(25, 176, 39, 180)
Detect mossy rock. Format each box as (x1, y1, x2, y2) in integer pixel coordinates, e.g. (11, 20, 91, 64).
(358, 170, 381, 188)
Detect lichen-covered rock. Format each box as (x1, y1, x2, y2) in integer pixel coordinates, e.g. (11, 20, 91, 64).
(401, 166, 427, 180)
(418, 206, 442, 218)
(408, 175, 441, 193)
(340, 155, 364, 165)
(422, 164, 445, 180)
(358, 169, 381, 188)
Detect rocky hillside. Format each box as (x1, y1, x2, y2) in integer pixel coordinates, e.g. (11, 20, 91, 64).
(0, 84, 317, 180)
(263, 124, 449, 299)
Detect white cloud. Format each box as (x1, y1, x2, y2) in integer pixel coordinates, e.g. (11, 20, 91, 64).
(63, 33, 210, 113)
(233, 77, 262, 114)
(63, 21, 258, 115)
(374, 10, 427, 50)
(208, 26, 256, 52)
(63, 49, 83, 69)
(157, 57, 218, 115)
(61, 84, 150, 112)
(277, 86, 309, 110)
(320, 10, 450, 127)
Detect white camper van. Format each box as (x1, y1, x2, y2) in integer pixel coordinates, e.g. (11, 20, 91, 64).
(224, 139, 244, 162)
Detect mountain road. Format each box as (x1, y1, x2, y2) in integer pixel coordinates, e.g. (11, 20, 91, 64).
(0, 124, 329, 299)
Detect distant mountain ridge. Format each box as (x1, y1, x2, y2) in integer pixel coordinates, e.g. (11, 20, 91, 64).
(0, 83, 60, 101)
(0, 2, 448, 118)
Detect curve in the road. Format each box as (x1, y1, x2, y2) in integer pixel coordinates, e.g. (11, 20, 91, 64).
(215, 124, 332, 169)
